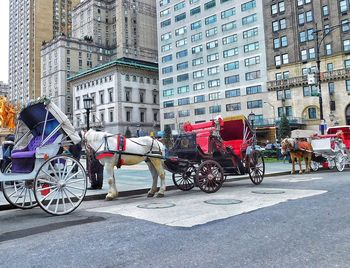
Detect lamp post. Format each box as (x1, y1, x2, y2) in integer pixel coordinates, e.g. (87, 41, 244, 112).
(83, 96, 93, 130)
(314, 22, 349, 133)
(248, 111, 256, 149)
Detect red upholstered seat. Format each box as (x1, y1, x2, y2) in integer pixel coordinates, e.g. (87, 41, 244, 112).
(223, 140, 244, 157)
(196, 131, 212, 153)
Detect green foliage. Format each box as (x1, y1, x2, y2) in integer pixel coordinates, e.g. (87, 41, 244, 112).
(163, 125, 173, 149)
(125, 127, 132, 138)
(279, 115, 291, 139)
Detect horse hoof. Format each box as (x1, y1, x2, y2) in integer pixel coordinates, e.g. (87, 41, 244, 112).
(147, 193, 155, 198)
(299, 171, 303, 174)
(156, 193, 164, 198)
(291, 171, 295, 174)
(105, 196, 114, 201)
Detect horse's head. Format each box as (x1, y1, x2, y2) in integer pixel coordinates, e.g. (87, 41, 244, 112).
(281, 138, 294, 155)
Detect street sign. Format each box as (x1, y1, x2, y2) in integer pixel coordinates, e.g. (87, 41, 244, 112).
(307, 74, 316, 85)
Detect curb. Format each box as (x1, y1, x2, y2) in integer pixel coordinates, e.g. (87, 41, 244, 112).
(2, 168, 348, 211)
(0, 171, 290, 211)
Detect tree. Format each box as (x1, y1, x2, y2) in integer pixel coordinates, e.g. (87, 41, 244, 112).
(125, 127, 132, 138)
(279, 114, 291, 139)
(163, 125, 173, 149)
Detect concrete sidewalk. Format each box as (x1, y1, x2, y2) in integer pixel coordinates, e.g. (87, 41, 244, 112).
(0, 161, 292, 208)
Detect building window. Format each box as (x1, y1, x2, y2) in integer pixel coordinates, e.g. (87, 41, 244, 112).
(163, 88, 174, 97)
(205, 15, 217, 25)
(139, 90, 145, 103)
(190, 6, 201, 16)
(241, 0, 256, 11)
(224, 75, 240, 84)
(247, 100, 262, 109)
(108, 88, 113, 102)
(178, 97, 190, 106)
(204, 0, 216, 10)
(224, 61, 239, 71)
(303, 85, 318, 96)
(194, 95, 205, 103)
(340, 0, 349, 12)
(163, 100, 174, 108)
(109, 110, 114, 122)
(208, 79, 220, 88)
(328, 82, 335, 94)
(246, 85, 262, 94)
(226, 102, 241, 111)
(308, 107, 317, 119)
(277, 89, 291, 100)
(322, 5, 329, 16)
(192, 32, 203, 42)
(179, 110, 190, 117)
(193, 82, 205, 91)
(225, 88, 240, 98)
(346, 80, 350, 91)
(140, 111, 145, 122)
(221, 7, 235, 19)
(177, 85, 189, 94)
(242, 13, 257, 25)
(245, 70, 261, 81)
(99, 91, 104, 104)
(243, 27, 258, 39)
(126, 111, 131, 122)
(209, 105, 221, 113)
(344, 40, 350, 52)
(164, 112, 174, 119)
(195, 108, 206, 115)
(125, 89, 131, 101)
(209, 92, 220, 101)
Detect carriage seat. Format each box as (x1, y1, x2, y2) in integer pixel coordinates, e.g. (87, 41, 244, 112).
(11, 133, 60, 173)
(196, 131, 212, 153)
(223, 140, 244, 157)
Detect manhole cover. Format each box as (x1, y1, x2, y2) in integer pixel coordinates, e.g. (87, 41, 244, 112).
(204, 199, 242, 205)
(251, 190, 285, 194)
(137, 202, 176, 209)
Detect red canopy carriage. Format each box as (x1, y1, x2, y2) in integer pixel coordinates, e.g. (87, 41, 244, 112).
(164, 116, 265, 193)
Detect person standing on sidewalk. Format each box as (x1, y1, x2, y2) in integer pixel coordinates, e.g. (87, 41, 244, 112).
(87, 146, 104, 190)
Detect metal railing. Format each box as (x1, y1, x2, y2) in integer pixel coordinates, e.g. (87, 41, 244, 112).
(254, 117, 307, 127)
(267, 68, 350, 90)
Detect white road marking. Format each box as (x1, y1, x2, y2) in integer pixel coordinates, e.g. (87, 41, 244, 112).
(275, 176, 324, 183)
(88, 187, 326, 228)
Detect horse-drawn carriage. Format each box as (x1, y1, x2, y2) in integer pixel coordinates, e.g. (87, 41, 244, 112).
(164, 116, 265, 193)
(0, 98, 87, 215)
(310, 126, 350, 172)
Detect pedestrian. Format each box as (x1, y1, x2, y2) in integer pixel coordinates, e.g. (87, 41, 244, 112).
(87, 146, 104, 190)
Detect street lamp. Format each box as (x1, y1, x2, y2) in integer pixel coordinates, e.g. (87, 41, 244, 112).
(314, 22, 349, 133)
(248, 111, 255, 129)
(248, 111, 256, 148)
(83, 96, 93, 130)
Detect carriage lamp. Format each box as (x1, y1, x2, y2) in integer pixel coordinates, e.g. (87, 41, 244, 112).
(248, 111, 256, 129)
(83, 96, 93, 130)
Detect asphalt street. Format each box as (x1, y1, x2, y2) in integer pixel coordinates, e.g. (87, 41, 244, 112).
(0, 170, 350, 268)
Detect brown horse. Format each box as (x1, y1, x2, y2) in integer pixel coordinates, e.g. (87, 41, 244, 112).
(281, 138, 313, 174)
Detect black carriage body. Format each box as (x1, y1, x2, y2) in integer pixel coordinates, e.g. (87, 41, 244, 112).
(165, 116, 265, 193)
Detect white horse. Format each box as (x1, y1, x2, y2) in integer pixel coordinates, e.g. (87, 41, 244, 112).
(84, 129, 166, 200)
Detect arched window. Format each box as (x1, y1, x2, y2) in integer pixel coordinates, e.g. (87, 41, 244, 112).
(345, 104, 350, 124)
(302, 105, 319, 120)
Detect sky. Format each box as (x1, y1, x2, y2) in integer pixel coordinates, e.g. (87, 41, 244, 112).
(0, 0, 9, 83)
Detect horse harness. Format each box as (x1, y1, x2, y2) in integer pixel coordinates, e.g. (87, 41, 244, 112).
(94, 134, 163, 168)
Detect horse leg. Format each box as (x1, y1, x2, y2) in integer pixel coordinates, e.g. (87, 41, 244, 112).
(150, 158, 166, 198)
(291, 155, 295, 174)
(298, 156, 303, 174)
(146, 160, 158, 197)
(105, 160, 118, 201)
(304, 154, 309, 173)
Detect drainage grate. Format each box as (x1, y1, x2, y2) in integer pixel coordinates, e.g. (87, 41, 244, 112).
(204, 199, 242, 205)
(251, 190, 285, 194)
(137, 202, 176, 209)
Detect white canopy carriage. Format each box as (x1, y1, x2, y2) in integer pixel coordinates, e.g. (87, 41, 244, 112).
(0, 98, 87, 215)
(301, 127, 349, 172)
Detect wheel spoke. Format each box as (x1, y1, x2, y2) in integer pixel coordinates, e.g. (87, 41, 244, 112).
(39, 187, 59, 203)
(41, 169, 59, 183)
(62, 188, 75, 208)
(45, 190, 59, 210)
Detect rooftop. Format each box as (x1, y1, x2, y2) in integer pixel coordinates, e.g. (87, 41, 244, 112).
(67, 57, 158, 81)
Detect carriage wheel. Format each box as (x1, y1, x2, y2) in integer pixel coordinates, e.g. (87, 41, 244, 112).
(195, 160, 224, 193)
(172, 166, 196, 191)
(1, 162, 37, 209)
(310, 161, 319, 172)
(33, 155, 87, 216)
(247, 151, 265, 185)
(335, 152, 346, 172)
(328, 159, 335, 170)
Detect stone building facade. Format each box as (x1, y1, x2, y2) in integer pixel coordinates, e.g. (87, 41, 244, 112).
(263, 0, 350, 130)
(41, 36, 111, 115)
(68, 58, 160, 135)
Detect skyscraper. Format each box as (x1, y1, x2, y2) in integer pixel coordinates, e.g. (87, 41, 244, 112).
(157, 0, 268, 131)
(8, 0, 80, 104)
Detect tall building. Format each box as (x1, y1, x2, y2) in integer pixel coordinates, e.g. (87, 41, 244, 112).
(41, 35, 112, 114)
(8, 0, 80, 104)
(264, 0, 350, 129)
(157, 0, 268, 131)
(72, 0, 158, 62)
